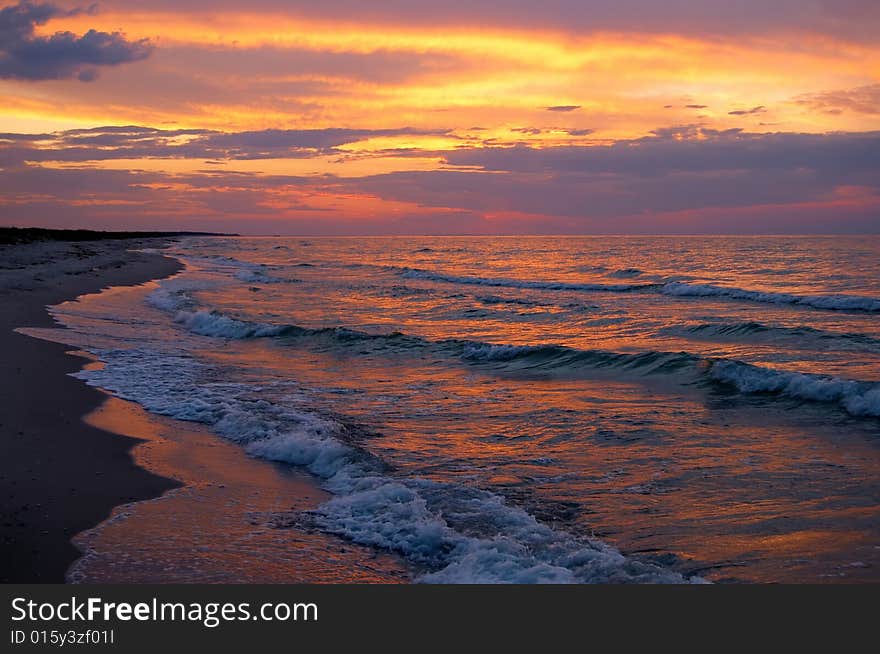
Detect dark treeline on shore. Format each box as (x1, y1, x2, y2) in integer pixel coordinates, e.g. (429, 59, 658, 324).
(0, 227, 234, 245)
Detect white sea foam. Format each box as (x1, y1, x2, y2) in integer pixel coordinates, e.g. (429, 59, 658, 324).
(709, 360, 880, 417)
(461, 342, 556, 361)
(182, 253, 295, 285)
(234, 267, 297, 284)
(147, 283, 285, 339)
(174, 310, 287, 339)
(73, 346, 693, 584)
(146, 286, 192, 313)
(662, 282, 880, 312)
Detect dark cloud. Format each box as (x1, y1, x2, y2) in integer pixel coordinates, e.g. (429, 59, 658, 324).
(0, 125, 451, 165)
(685, 104, 708, 109)
(0, 131, 52, 140)
(342, 167, 879, 234)
(545, 105, 581, 112)
(201, 127, 447, 159)
(5, 125, 876, 187)
(0, 1, 153, 81)
(330, 129, 880, 230)
(35, 43, 466, 122)
(652, 125, 744, 139)
(728, 105, 766, 116)
(3, 125, 878, 234)
(443, 128, 880, 179)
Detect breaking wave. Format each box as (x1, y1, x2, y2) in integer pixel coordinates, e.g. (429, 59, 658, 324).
(709, 360, 880, 417)
(187, 255, 880, 314)
(460, 343, 880, 418)
(72, 347, 693, 584)
(146, 284, 880, 420)
(394, 265, 880, 313)
(661, 282, 880, 312)
(234, 267, 299, 285)
(184, 254, 302, 285)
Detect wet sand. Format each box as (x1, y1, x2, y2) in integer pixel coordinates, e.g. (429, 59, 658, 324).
(0, 238, 184, 582)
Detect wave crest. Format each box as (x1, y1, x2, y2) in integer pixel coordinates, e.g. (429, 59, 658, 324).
(662, 282, 880, 312)
(146, 283, 880, 420)
(400, 267, 658, 293)
(709, 360, 880, 417)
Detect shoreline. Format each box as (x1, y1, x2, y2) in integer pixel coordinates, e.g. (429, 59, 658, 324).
(0, 238, 184, 582)
(67, 393, 409, 583)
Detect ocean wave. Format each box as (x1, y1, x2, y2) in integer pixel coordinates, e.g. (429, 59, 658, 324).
(465, 339, 880, 417)
(146, 283, 880, 419)
(73, 347, 692, 584)
(148, 285, 411, 344)
(186, 254, 254, 268)
(373, 284, 436, 299)
(148, 287, 698, 374)
(174, 310, 289, 339)
(147, 284, 298, 339)
(459, 342, 701, 379)
(183, 254, 302, 284)
(234, 267, 300, 284)
(708, 360, 880, 418)
(661, 282, 880, 312)
(397, 267, 880, 313)
(670, 321, 880, 351)
(476, 295, 542, 307)
(400, 268, 658, 293)
(681, 321, 790, 337)
(608, 268, 644, 278)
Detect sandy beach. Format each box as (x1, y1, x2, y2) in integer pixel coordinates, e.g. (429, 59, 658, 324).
(0, 237, 183, 582)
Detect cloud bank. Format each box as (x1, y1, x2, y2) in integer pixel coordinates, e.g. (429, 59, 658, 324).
(2, 125, 878, 234)
(0, 1, 152, 81)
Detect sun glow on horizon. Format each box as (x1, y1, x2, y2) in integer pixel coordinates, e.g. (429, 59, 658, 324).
(1, 0, 878, 233)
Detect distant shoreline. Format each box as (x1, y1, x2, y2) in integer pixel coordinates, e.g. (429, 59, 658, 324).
(4, 229, 877, 244)
(0, 227, 235, 246)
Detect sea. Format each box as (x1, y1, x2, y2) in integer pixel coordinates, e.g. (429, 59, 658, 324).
(41, 235, 880, 583)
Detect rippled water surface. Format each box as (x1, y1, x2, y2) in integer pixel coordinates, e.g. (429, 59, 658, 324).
(50, 236, 880, 582)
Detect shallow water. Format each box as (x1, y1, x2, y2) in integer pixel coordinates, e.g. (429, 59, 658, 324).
(46, 236, 880, 582)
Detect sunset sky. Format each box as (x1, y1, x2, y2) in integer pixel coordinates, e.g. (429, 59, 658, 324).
(1, 0, 878, 234)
